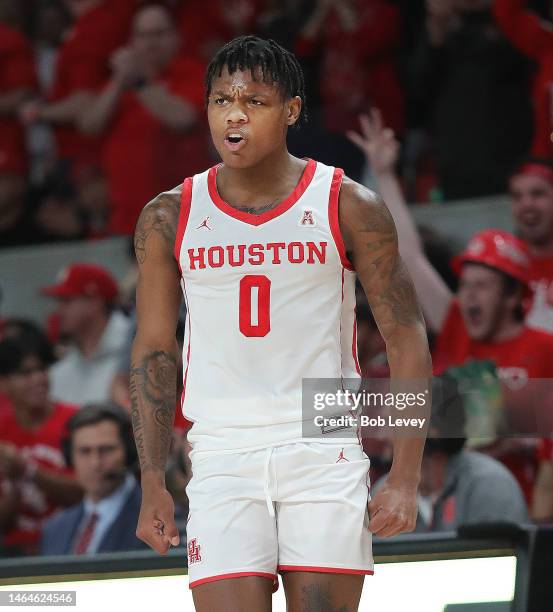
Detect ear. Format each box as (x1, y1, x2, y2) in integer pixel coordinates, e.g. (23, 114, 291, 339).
(287, 96, 302, 126)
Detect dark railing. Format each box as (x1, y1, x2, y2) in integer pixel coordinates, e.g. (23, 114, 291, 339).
(1, 524, 551, 612)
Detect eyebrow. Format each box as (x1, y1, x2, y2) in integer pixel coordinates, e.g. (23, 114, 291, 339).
(210, 89, 271, 98)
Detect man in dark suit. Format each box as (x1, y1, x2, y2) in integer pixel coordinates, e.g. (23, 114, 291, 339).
(41, 403, 146, 554)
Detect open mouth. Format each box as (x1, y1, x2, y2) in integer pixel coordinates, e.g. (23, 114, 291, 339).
(465, 304, 483, 327)
(224, 133, 246, 152)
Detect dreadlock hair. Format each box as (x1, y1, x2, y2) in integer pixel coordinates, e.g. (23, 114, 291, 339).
(205, 35, 307, 127)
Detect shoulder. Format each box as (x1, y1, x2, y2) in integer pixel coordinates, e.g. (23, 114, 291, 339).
(338, 175, 396, 236)
(134, 185, 184, 264)
(44, 504, 81, 532)
(461, 450, 519, 484)
(522, 327, 553, 349)
(51, 402, 79, 424)
(0, 23, 29, 53)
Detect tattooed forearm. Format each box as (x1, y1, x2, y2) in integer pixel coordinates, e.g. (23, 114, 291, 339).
(130, 350, 177, 474)
(301, 583, 350, 612)
(134, 190, 181, 264)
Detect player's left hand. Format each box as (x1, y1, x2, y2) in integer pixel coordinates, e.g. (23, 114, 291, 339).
(367, 478, 418, 538)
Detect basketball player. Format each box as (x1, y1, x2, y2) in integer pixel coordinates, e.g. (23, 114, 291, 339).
(130, 36, 431, 612)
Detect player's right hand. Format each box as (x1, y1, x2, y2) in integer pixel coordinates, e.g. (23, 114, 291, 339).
(136, 487, 180, 555)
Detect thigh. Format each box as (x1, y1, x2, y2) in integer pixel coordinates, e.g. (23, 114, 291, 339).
(192, 575, 273, 612)
(186, 450, 279, 592)
(282, 571, 364, 612)
(276, 443, 373, 575)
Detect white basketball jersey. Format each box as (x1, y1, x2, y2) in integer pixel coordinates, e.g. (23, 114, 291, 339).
(174, 158, 361, 453)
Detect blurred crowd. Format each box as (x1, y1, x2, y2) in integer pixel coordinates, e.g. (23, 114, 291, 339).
(1, 0, 553, 246)
(2, 0, 553, 559)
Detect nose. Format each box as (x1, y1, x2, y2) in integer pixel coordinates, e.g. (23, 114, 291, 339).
(226, 102, 247, 125)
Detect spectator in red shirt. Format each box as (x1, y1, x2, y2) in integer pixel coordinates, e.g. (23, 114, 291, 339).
(348, 111, 553, 373)
(294, 0, 403, 182)
(509, 159, 553, 332)
(79, 4, 209, 235)
(20, 0, 136, 175)
(493, 0, 553, 159)
(0, 330, 82, 555)
(0, 18, 37, 246)
(178, 0, 261, 63)
(296, 0, 403, 135)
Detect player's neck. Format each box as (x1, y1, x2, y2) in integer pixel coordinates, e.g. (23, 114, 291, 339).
(219, 149, 300, 200)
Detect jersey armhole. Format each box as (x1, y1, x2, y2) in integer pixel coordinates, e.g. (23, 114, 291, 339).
(174, 176, 193, 274)
(328, 167, 355, 271)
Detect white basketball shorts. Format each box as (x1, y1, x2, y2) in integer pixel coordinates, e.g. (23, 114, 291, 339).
(185, 441, 374, 592)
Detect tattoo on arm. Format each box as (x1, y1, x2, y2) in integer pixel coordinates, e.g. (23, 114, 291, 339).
(354, 191, 423, 330)
(301, 583, 350, 612)
(130, 351, 177, 473)
(134, 192, 180, 264)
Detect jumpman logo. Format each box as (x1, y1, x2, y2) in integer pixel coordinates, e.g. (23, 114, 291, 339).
(336, 448, 349, 463)
(196, 216, 212, 230)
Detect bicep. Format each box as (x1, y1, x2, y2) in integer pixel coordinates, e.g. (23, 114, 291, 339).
(135, 261, 182, 346)
(342, 186, 425, 342)
(133, 201, 182, 348)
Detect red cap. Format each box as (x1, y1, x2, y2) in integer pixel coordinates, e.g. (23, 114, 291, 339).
(452, 229, 530, 284)
(42, 263, 119, 301)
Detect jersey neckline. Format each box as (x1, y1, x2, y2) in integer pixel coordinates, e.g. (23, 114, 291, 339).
(207, 158, 317, 226)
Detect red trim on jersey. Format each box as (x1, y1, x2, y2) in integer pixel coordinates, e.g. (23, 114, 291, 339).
(174, 177, 193, 273)
(207, 158, 317, 226)
(278, 565, 374, 576)
(352, 306, 361, 375)
(181, 281, 192, 419)
(189, 572, 278, 591)
(328, 168, 354, 271)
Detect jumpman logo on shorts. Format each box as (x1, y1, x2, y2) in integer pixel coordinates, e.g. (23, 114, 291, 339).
(196, 216, 213, 230)
(336, 448, 349, 463)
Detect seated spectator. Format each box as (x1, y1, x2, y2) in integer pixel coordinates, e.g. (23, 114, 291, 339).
(373, 380, 529, 532)
(20, 0, 136, 177)
(42, 263, 131, 406)
(79, 4, 209, 235)
(532, 438, 553, 523)
(409, 0, 532, 199)
(414, 437, 528, 532)
(0, 330, 81, 556)
(0, 17, 37, 248)
(41, 403, 145, 554)
(493, 0, 553, 159)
